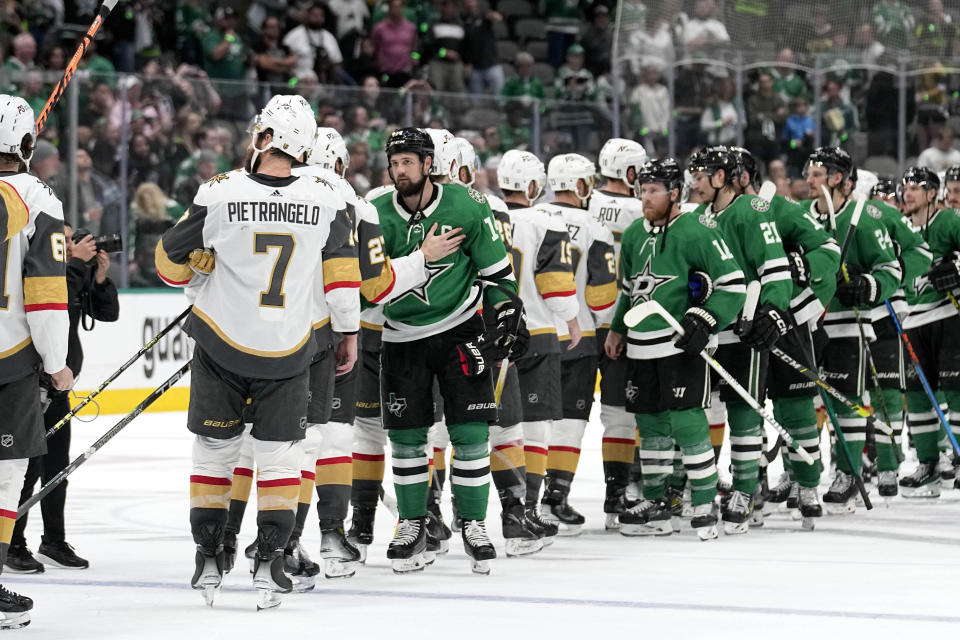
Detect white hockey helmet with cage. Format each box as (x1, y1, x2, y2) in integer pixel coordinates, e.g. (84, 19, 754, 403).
(548, 153, 596, 205)
(308, 127, 350, 176)
(498, 149, 546, 205)
(0, 95, 36, 170)
(249, 94, 317, 167)
(598, 137, 647, 185)
(454, 137, 480, 187)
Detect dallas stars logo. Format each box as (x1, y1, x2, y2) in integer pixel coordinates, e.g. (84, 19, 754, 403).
(627, 254, 677, 305)
(397, 261, 453, 305)
(386, 393, 407, 417)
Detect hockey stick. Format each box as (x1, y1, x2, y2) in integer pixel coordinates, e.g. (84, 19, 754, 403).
(757, 181, 777, 203)
(627, 300, 815, 464)
(818, 380, 873, 510)
(885, 300, 960, 457)
(18, 361, 189, 519)
(35, 0, 120, 134)
(46, 305, 192, 439)
(477, 278, 525, 405)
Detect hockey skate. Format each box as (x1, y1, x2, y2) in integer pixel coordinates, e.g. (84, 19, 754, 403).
(899, 461, 941, 498)
(603, 483, 632, 531)
(221, 532, 237, 574)
(461, 520, 496, 574)
(387, 517, 427, 574)
(319, 520, 362, 578)
(346, 506, 375, 563)
(664, 486, 684, 530)
(721, 490, 753, 535)
(877, 470, 898, 502)
(798, 487, 821, 530)
(524, 506, 558, 546)
(716, 476, 733, 509)
(244, 538, 257, 573)
(618, 499, 673, 537)
(0, 585, 31, 630)
(502, 499, 543, 557)
(749, 487, 765, 527)
(764, 473, 793, 512)
(939, 451, 958, 485)
(691, 501, 719, 540)
(253, 526, 293, 611)
(450, 495, 463, 533)
(823, 471, 858, 514)
(282, 539, 320, 591)
(541, 489, 585, 536)
(191, 547, 224, 607)
(426, 503, 452, 554)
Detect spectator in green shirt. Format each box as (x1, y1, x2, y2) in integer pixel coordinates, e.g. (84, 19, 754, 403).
(768, 47, 808, 104)
(3, 32, 36, 82)
(202, 6, 251, 120)
(502, 52, 545, 104)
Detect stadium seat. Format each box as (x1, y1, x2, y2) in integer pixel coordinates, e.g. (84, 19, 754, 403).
(493, 20, 509, 40)
(863, 155, 899, 177)
(497, 40, 519, 63)
(532, 62, 555, 86)
(514, 18, 546, 42)
(526, 40, 549, 62)
(499, 0, 535, 19)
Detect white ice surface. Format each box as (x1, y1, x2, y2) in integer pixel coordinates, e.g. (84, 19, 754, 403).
(7, 407, 960, 639)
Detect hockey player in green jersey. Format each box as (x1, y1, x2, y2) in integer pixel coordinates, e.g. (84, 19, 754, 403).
(803, 147, 902, 513)
(898, 167, 960, 496)
(734, 148, 840, 525)
(605, 158, 746, 540)
(688, 146, 794, 534)
(371, 128, 522, 574)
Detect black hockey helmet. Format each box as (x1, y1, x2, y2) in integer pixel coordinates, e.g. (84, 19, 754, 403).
(689, 145, 741, 184)
(731, 146, 761, 189)
(870, 176, 897, 200)
(385, 127, 434, 163)
(807, 146, 853, 181)
(901, 165, 940, 192)
(637, 158, 683, 193)
(945, 164, 960, 184)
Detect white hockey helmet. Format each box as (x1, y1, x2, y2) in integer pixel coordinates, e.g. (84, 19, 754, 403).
(308, 127, 350, 176)
(249, 94, 317, 167)
(454, 137, 480, 187)
(598, 137, 647, 186)
(0, 95, 36, 170)
(547, 153, 596, 205)
(424, 128, 459, 180)
(498, 149, 546, 205)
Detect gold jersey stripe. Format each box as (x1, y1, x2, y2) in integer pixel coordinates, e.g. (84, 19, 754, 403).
(585, 281, 618, 310)
(534, 271, 577, 297)
(0, 181, 29, 241)
(0, 336, 31, 359)
(323, 256, 361, 289)
(23, 276, 67, 306)
(154, 238, 194, 285)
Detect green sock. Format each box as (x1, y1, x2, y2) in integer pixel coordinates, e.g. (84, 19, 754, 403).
(671, 408, 717, 505)
(448, 422, 490, 520)
(389, 427, 430, 519)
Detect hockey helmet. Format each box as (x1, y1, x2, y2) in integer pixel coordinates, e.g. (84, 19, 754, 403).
(598, 138, 647, 184)
(498, 149, 546, 204)
(547, 153, 596, 204)
(454, 137, 481, 187)
(731, 146, 761, 189)
(637, 158, 683, 194)
(424, 128, 459, 180)
(0, 95, 36, 170)
(901, 165, 940, 193)
(946, 164, 960, 184)
(308, 127, 350, 176)
(806, 146, 853, 182)
(688, 145, 741, 184)
(385, 127, 434, 165)
(870, 176, 897, 200)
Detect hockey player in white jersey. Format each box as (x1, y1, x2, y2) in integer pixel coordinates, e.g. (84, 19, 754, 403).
(590, 138, 647, 528)
(157, 95, 346, 610)
(540, 154, 618, 534)
(0, 95, 71, 629)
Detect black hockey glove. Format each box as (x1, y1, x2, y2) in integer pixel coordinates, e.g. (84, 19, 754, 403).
(928, 252, 960, 293)
(456, 334, 493, 377)
(738, 303, 792, 351)
(674, 307, 717, 355)
(688, 270, 714, 305)
(494, 300, 529, 360)
(786, 251, 810, 287)
(835, 270, 879, 308)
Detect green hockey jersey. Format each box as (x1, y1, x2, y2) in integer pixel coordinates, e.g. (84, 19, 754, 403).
(372, 183, 516, 342)
(695, 194, 793, 341)
(865, 199, 931, 323)
(903, 207, 960, 330)
(610, 211, 746, 360)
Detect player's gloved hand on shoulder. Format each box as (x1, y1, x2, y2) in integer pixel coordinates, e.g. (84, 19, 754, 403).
(189, 247, 216, 275)
(688, 270, 714, 305)
(674, 307, 717, 355)
(835, 267, 878, 308)
(738, 303, 792, 351)
(786, 251, 810, 287)
(928, 251, 960, 293)
(494, 299, 529, 360)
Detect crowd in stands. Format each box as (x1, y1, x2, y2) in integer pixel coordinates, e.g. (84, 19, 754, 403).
(3, 0, 960, 286)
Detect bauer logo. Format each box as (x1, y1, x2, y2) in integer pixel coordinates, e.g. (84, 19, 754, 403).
(0, 434, 12, 448)
(467, 402, 497, 410)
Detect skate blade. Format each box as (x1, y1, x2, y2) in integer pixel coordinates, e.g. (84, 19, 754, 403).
(604, 514, 621, 530)
(288, 574, 317, 592)
(901, 486, 941, 499)
(619, 519, 673, 537)
(323, 558, 359, 579)
(540, 534, 556, 548)
(695, 525, 719, 541)
(825, 501, 856, 515)
(423, 550, 437, 566)
(800, 517, 816, 531)
(247, 557, 256, 574)
(202, 583, 220, 606)
(470, 559, 492, 575)
(451, 520, 463, 533)
(223, 552, 236, 575)
(789, 508, 802, 521)
(0, 612, 30, 630)
(722, 521, 749, 535)
(390, 554, 426, 574)
(256, 588, 284, 611)
(504, 538, 544, 557)
(557, 523, 583, 537)
(748, 512, 764, 528)
(680, 506, 693, 518)
(438, 539, 450, 554)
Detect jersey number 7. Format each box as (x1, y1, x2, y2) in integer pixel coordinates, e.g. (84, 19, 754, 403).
(254, 232, 295, 308)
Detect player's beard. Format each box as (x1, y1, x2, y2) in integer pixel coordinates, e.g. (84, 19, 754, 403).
(395, 172, 426, 197)
(643, 199, 670, 227)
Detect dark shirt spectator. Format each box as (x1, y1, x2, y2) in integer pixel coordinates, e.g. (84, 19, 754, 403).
(581, 4, 613, 77)
(462, 0, 504, 96)
(252, 16, 296, 91)
(425, 0, 466, 95)
(747, 71, 787, 164)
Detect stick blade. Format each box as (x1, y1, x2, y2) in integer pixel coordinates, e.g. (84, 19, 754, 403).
(757, 181, 776, 202)
(623, 300, 679, 331)
(742, 281, 762, 323)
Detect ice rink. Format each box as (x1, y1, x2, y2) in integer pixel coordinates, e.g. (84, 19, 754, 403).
(7, 406, 960, 639)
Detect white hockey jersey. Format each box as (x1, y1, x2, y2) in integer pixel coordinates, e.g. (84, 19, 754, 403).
(494, 202, 578, 354)
(589, 188, 644, 264)
(544, 202, 617, 358)
(156, 169, 344, 379)
(0, 173, 68, 383)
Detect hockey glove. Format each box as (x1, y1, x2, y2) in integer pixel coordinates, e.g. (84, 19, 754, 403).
(456, 334, 492, 377)
(738, 303, 792, 351)
(928, 252, 960, 293)
(835, 270, 879, 308)
(494, 300, 529, 360)
(688, 270, 714, 305)
(786, 251, 810, 287)
(674, 307, 717, 355)
(189, 248, 216, 275)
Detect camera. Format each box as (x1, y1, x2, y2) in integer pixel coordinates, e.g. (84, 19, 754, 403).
(73, 229, 123, 254)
